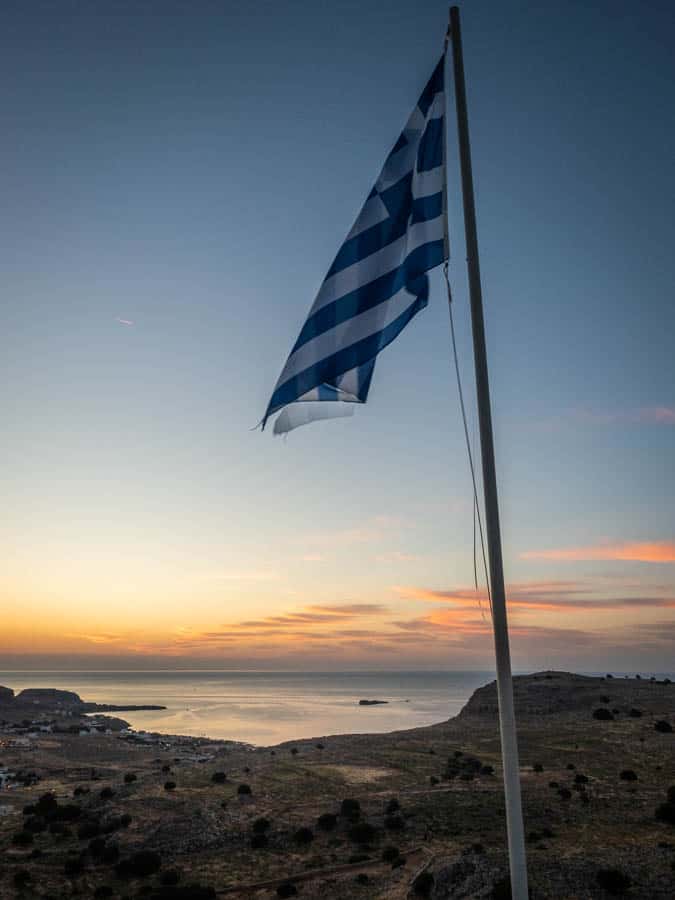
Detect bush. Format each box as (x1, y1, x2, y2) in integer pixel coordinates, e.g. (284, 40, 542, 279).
(64, 858, 85, 877)
(293, 827, 314, 845)
(558, 788, 572, 800)
(667, 786, 675, 804)
(316, 743, 324, 750)
(250, 833, 268, 849)
(89, 837, 107, 858)
(355, 873, 369, 884)
(481, 765, 495, 776)
(100, 787, 115, 800)
(600, 695, 610, 704)
(533, 763, 544, 773)
(384, 814, 405, 832)
(575, 773, 589, 785)
(629, 708, 642, 718)
(385, 798, 400, 814)
(74, 786, 89, 797)
(124, 772, 137, 784)
(620, 770, 638, 781)
(566, 763, 576, 770)
(348, 822, 378, 844)
(161, 764, 171, 773)
(317, 813, 337, 831)
(94, 887, 114, 898)
(290, 748, 299, 756)
(593, 708, 614, 721)
(340, 798, 361, 819)
(164, 780, 176, 791)
(160, 869, 181, 886)
(596, 868, 631, 895)
(490, 876, 512, 899)
(116, 850, 161, 878)
(429, 775, 439, 785)
(12, 830, 34, 846)
(252, 817, 271, 834)
(413, 871, 435, 897)
(14, 870, 31, 888)
(549, 781, 559, 789)
(237, 783, 252, 796)
(120, 813, 132, 827)
(655, 802, 675, 825)
(102, 842, 120, 864)
(211, 771, 227, 783)
(24, 815, 47, 833)
(276, 883, 298, 898)
(655, 720, 673, 734)
(382, 845, 400, 862)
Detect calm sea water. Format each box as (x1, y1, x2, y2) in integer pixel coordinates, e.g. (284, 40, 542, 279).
(0, 670, 492, 745)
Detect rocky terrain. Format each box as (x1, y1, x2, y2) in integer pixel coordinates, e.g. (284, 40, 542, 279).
(0, 671, 673, 898)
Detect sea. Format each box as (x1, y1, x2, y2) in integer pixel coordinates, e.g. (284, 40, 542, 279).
(0, 670, 493, 746)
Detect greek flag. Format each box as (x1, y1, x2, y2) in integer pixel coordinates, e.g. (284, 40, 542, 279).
(263, 56, 447, 434)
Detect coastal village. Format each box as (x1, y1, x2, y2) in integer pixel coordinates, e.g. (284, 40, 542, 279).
(0, 672, 673, 898)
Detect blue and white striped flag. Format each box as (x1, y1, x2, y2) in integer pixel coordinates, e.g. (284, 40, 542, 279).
(263, 56, 447, 434)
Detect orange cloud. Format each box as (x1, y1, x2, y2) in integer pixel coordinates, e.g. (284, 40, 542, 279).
(521, 542, 675, 563)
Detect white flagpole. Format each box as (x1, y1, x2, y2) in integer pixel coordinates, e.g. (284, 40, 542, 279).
(445, 7, 529, 898)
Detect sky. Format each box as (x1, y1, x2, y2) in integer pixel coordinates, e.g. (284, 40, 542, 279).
(2, 0, 675, 672)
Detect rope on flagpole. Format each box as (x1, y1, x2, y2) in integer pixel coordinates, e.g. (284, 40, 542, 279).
(443, 262, 492, 615)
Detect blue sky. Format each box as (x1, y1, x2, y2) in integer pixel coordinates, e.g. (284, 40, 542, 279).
(2, 0, 675, 670)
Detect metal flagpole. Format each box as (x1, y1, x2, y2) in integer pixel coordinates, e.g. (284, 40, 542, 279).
(446, 6, 529, 898)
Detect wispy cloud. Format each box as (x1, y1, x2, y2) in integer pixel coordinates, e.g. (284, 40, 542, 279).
(521, 541, 675, 564)
(115, 317, 135, 327)
(571, 406, 675, 426)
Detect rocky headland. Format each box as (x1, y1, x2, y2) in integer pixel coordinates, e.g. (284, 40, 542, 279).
(0, 671, 673, 898)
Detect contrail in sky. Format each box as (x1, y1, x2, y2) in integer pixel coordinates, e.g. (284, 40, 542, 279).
(116, 317, 135, 326)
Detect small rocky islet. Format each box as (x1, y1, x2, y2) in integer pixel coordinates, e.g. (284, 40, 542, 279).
(0, 671, 673, 898)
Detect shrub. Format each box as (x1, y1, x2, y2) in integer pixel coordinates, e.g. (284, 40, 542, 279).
(667, 786, 675, 804)
(54, 804, 81, 822)
(161, 764, 171, 773)
(593, 708, 614, 721)
(211, 772, 227, 784)
(14, 870, 31, 888)
(24, 815, 47, 833)
(600, 695, 610, 704)
(22, 803, 36, 815)
(124, 772, 137, 784)
(549, 781, 559, 789)
(533, 763, 544, 773)
(629, 708, 642, 718)
(348, 852, 371, 863)
(120, 813, 132, 827)
(251, 833, 268, 849)
(116, 850, 161, 878)
(348, 822, 377, 844)
(94, 887, 114, 898)
(656, 802, 675, 825)
(384, 814, 405, 832)
(293, 827, 314, 845)
(160, 869, 181, 886)
(472, 842, 486, 854)
(620, 770, 638, 782)
(382, 845, 400, 862)
(596, 868, 631, 895)
(655, 720, 673, 734)
(316, 743, 324, 750)
(164, 780, 176, 791)
(102, 842, 120, 864)
(566, 763, 576, 770)
(243, 766, 251, 774)
(253, 817, 271, 834)
(481, 765, 495, 775)
(237, 783, 252, 796)
(64, 858, 85, 877)
(575, 773, 589, 785)
(413, 871, 435, 897)
(558, 788, 572, 800)
(74, 786, 89, 797)
(527, 831, 541, 843)
(290, 748, 299, 756)
(317, 813, 338, 831)
(340, 798, 361, 818)
(89, 837, 107, 858)
(12, 830, 34, 846)
(385, 798, 400, 814)
(276, 883, 298, 898)
(429, 775, 439, 786)
(355, 873, 369, 885)
(490, 876, 512, 899)
(100, 787, 115, 800)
